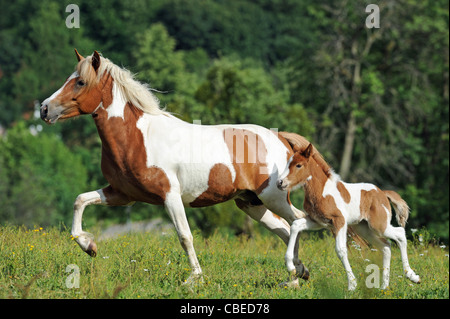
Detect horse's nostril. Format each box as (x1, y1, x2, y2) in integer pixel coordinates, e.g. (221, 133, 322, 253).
(277, 180, 283, 188)
(40, 105, 48, 119)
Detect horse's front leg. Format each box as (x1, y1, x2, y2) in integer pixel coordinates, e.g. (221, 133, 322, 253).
(72, 185, 131, 257)
(164, 191, 202, 284)
(285, 216, 322, 284)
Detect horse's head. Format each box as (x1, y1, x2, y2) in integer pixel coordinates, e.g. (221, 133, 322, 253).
(277, 143, 313, 191)
(40, 49, 106, 124)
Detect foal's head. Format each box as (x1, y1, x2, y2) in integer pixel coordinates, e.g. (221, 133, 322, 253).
(40, 50, 106, 124)
(277, 143, 313, 191)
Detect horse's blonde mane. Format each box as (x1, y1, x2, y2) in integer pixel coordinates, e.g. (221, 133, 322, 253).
(77, 53, 168, 116)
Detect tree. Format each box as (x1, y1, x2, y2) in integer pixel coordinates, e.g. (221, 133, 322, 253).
(132, 23, 186, 93)
(0, 122, 88, 227)
(285, 0, 448, 240)
(0, 0, 94, 126)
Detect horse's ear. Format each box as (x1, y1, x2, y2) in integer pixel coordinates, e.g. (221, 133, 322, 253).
(303, 143, 313, 158)
(74, 48, 84, 62)
(92, 50, 101, 72)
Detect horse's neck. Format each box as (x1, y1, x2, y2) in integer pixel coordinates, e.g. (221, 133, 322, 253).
(303, 160, 331, 204)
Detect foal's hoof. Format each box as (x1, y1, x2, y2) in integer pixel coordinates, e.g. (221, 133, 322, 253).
(295, 265, 310, 281)
(85, 241, 97, 257)
(182, 273, 204, 291)
(279, 278, 300, 289)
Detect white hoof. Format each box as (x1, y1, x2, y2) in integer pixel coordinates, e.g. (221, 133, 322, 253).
(406, 270, 421, 283)
(73, 232, 97, 257)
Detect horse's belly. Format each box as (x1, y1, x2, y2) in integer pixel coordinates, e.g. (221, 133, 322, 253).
(178, 163, 238, 207)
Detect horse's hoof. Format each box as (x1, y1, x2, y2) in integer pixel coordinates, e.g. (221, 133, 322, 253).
(300, 268, 310, 280)
(85, 241, 97, 257)
(295, 265, 310, 280)
(279, 278, 300, 289)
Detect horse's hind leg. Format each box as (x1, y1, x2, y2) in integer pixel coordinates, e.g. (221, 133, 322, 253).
(234, 197, 309, 281)
(72, 185, 132, 257)
(352, 222, 392, 289)
(165, 191, 202, 284)
(334, 222, 357, 290)
(383, 225, 420, 284)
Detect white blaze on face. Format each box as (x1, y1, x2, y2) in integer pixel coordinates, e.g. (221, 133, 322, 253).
(42, 72, 79, 106)
(279, 155, 294, 181)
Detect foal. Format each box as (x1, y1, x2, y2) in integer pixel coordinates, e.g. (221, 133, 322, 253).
(277, 144, 420, 290)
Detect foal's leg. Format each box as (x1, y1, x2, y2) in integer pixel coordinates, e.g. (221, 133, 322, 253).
(334, 222, 357, 291)
(256, 190, 312, 280)
(165, 191, 202, 283)
(285, 216, 322, 277)
(383, 225, 420, 283)
(235, 198, 310, 280)
(353, 223, 391, 289)
(72, 185, 131, 256)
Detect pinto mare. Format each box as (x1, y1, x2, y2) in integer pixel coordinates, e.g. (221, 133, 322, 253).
(277, 143, 420, 290)
(40, 50, 314, 283)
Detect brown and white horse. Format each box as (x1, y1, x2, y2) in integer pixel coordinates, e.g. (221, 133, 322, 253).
(277, 143, 420, 290)
(41, 50, 314, 283)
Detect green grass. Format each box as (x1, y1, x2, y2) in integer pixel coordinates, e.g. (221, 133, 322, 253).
(0, 225, 448, 299)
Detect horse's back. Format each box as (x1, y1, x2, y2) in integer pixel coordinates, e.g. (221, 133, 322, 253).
(137, 115, 291, 206)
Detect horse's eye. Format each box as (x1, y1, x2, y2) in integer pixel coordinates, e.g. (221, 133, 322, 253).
(296, 164, 302, 168)
(77, 80, 86, 87)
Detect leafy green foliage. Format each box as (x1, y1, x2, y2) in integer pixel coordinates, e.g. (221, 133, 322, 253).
(0, 0, 447, 242)
(0, 123, 88, 226)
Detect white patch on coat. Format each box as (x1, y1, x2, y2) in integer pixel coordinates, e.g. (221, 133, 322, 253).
(322, 179, 377, 225)
(106, 82, 127, 119)
(136, 114, 237, 205)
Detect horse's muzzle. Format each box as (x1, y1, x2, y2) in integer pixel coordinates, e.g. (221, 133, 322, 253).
(277, 179, 286, 190)
(40, 104, 48, 120)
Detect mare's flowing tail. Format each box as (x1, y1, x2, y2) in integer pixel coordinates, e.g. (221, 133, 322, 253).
(384, 190, 410, 228)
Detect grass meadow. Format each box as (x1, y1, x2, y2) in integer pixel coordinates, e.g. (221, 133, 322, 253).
(0, 225, 448, 299)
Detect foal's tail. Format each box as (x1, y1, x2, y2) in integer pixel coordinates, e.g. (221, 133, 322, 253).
(384, 190, 410, 228)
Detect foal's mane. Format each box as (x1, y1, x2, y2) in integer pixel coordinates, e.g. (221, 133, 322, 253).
(279, 131, 336, 180)
(77, 53, 169, 116)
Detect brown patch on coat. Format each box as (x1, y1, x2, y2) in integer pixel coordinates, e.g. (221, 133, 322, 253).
(190, 163, 237, 207)
(93, 75, 171, 205)
(359, 188, 390, 234)
(337, 182, 351, 204)
(223, 128, 270, 194)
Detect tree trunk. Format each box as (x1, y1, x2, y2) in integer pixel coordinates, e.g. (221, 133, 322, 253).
(339, 110, 357, 180)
